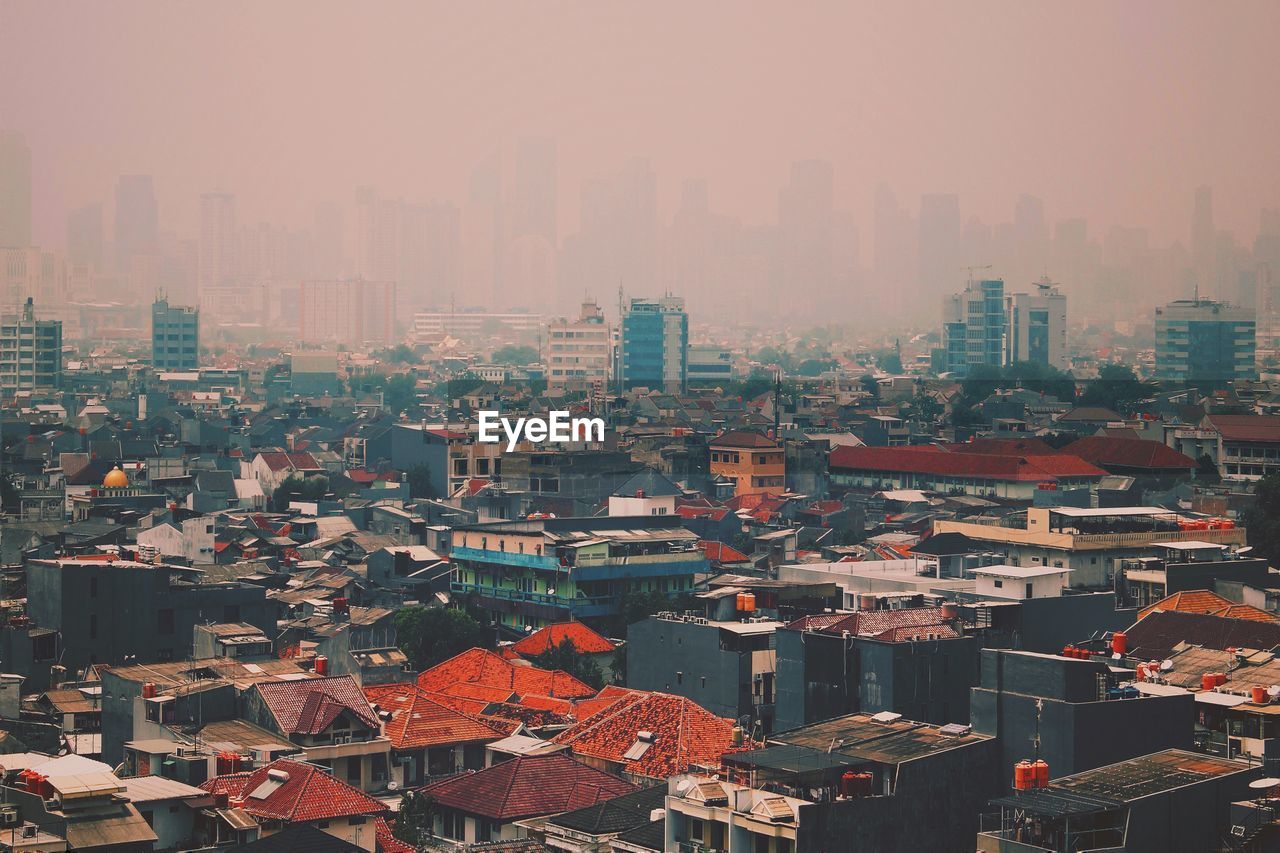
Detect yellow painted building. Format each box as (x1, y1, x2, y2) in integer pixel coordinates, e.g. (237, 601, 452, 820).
(710, 430, 785, 496)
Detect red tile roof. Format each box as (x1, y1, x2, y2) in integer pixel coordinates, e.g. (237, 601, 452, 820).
(510, 622, 618, 657)
(421, 754, 636, 821)
(253, 676, 380, 735)
(710, 430, 780, 449)
(364, 683, 504, 750)
(1063, 436, 1196, 471)
(787, 607, 953, 639)
(417, 648, 597, 701)
(952, 437, 1061, 456)
(677, 505, 730, 522)
(1137, 590, 1278, 623)
(201, 758, 387, 823)
(552, 688, 738, 779)
(1205, 414, 1280, 443)
(828, 445, 1106, 482)
(375, 817, 415, 853)
(258, 451, 323, 473)
(699, 540, 752, 564)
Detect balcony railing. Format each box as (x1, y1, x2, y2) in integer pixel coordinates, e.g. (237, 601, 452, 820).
(450, 546, 560, 571)
(450, 582, 618, 616)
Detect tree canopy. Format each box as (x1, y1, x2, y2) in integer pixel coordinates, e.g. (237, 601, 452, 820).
(272, 475, 329, 511)
(527, 637, 604, 689)
(491, 344, 539, 365)
(1078, 363, 1151, 413)
(396, 607, 490, 670)
(1244, 473, 1280, 567)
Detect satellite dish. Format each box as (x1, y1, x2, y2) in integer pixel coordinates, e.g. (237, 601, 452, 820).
(1250, 778, 1280, 790)
(1268, 685, 1280, 698)
(547, 587, 556, 596)
(1161, 660, 1174, 671)
(1238, 546, 1255, 555)
(386, 781, 401, 792)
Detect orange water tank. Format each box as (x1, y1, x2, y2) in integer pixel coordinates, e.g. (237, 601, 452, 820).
(1254, 685, 1269, 705)
(735, 593, 747, 611)
(1215, 672, 1229, 688)
(141, 682, 156, 699)
(315, 655, 328, 676)
(741, 593, 756, 612)
(1202, 673, 1216, 691)
(1032, 759, 1049, 788)
(941, 602, 960, 620)
(840, 770, 873, 797)
(1111, 632, 1127, 656)
(1014, 760, 1034, 790)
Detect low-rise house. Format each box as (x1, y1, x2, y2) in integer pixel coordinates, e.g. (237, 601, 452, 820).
(504, 621, 620, 682)
(121, 774, 210, 850)
(552, 686, 739, 782)
(200, 758, 389, 850)
(420, 753, 636, 846)
(241, 675, 392, 793)
(363, 682, 504, 787)
(538, 784, 667, 852)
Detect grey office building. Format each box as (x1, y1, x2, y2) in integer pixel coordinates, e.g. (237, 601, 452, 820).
(152, 295, 200, 371)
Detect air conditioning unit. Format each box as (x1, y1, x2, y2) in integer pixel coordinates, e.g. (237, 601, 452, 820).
(0, 805, 19, 825)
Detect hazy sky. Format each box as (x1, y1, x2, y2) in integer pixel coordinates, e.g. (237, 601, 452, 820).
(4, 0, 1279, 247)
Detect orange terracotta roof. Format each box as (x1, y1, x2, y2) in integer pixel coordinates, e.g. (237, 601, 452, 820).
(364, 683, 504, 750)
(201, 758, 386, 823)
(1211, 604, 1279, 623)
(552, 689, 738, 779)
(1137, 590, 1236, 621)
(511, 622, 618, 657)
(417, 647, 597, 701)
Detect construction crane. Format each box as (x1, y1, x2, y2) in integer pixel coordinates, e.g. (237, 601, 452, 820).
(961, 264, 993, 283)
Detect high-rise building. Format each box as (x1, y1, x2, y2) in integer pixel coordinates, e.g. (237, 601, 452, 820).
(1192, 185, 1215, 297)
(114, 175, 158, 271)
(1, 248, 67, 306)
(511, 137, 557, 246)
(1007, 277, 1068, 369)
(0, 298, 62, 394)
(1154, 297, 1256, 384)
(299, 279, 396, 345)
(198, 191, 237, 297)
(355, 186, 400, 284)
(0, 132, 32, 248)
(918, 193, 962, 302)
(777, 159, 834, 317)
(942, 278, 1006, 375)
(66, 203, 104, 268)
(151, 295, 199, 371)
(621, 295, 688, 393)
(546, 299, 612, 390)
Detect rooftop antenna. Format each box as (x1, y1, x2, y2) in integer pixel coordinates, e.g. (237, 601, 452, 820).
(773, 370, 782, 439)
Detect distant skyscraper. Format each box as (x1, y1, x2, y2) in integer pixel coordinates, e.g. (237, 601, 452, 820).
(299, 279, 396, 345)
(777, 160, 834, 317)
(400, 200, 459, 309)
(66, 204, 104, 268)
(0, 132, 32, 248)
(621, 295, 687, 393)
(355, 186, 400, 285)
(918, 193, 962, 303)
(1155, 297, 1256, 384)
(1192, 185, 1215, 297)
(462, 154, 505, 308)
(942, 278, 1006, 375)
(511, 137, 557, 245)
(151, 295, 199, 371)
(1007, 277, 1068, 369)
(199, 191, 237, 296)
(114, 175, 158, 271)
(0, 299, 61, 394)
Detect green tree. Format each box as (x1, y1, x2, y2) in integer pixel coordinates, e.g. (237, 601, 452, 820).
(1245, 473, 1280, 567)
(796, 358, 836, 377)
(0, 471, 19, 514)
(528, 637, 604, 689)
(1196, 454, 1222, 485)
(859, 374, 881, 405)
(272, 475, 329, 511)
(376, 344, 419, 365)
(393, 790, 435, 845)
(396, 607, 489, 670)
(876, 349, 904, 374)
(491, 344, 539, 365)
(380, 374, 419, 416)
(406, 464, 435, 499)
(1078, 363, 1149, 413)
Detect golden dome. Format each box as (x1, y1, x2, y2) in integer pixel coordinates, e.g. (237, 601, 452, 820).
(103, 467, 129, 488)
